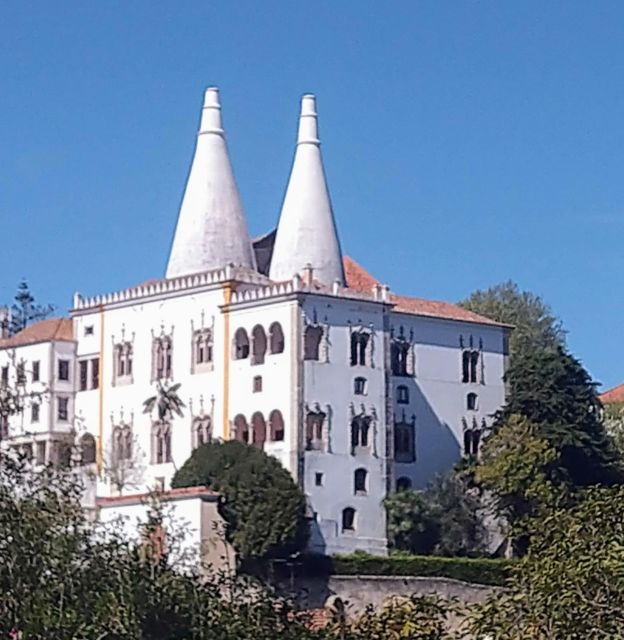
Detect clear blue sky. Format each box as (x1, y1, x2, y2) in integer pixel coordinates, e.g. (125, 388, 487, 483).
(1, 1, 623, 389)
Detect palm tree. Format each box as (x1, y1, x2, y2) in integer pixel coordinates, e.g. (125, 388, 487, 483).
(142, 380, 186, 421)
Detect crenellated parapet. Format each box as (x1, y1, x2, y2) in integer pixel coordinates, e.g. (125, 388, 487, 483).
(72, 265, 270, 312)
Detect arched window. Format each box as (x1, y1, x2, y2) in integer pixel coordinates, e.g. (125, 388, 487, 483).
(354, 377, 367, 395)
(394, 421, 415, 463)
(152, 422, 171, 464)
(251, 412, 266, 449)
(269, 409, 285, 441)
(396, 477, 412, 492)
(251, 325, 267, 365)
(342, 507, 356, 532)
(80, 433, 96, 465)
(233, 414, 249, 444)
(350, 331, 370, 367)
(112, 425, 133, 462)
(304, 325, 323, 361)
(467, 393, 478, 411)
(152, 335, 173, 380)
(351, 415, 371, 451)
(391, 339, 410, 377)
(192, 416, 211, 449)
(397, 385, 409, 404)
(234, 328, 250, 360)
(269, 322, 285, 354)
(305, 410, 325, 450)
(354, 468, 367, 494)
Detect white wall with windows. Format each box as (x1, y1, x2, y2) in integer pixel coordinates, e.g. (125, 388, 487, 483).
(301, 294, 390, 556)
(0, 337, 77, 465)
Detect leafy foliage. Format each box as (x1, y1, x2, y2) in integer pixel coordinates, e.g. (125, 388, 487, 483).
(0, 456, 330, 639)
(343, 594, 453, 640)
(458, 280, 565, 358)
(172, 440, 309, 561)
(385, 473, 487, 557)
(326, 554, 511, 586)
(603, 401, 624, 459)
(499, 346, 623, 487)
(8, 280, 55, 336)
(476, 415, 566, 554)
(465, 486, 624, 638)
(143, 380, 186, 421)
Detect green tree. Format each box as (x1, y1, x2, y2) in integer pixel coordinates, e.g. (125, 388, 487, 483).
(172, 440, 309, 561)
(385, 489, 439, 555)
(499, 346, 623, 487)
(385, 472, 487, 557)
(8, 280, 55, 336)
(465, 486, 624, 639)
(344, 594, 453, 640)
(143, 380, 186, 421)
(458, 280, 565, 358)
(0, 455, 328, 639)
(476, 414, 566, 555)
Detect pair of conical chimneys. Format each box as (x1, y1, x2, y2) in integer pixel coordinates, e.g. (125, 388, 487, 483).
(166, 88, 345, 287)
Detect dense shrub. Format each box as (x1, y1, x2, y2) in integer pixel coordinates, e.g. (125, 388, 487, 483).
(385, 472, 488, 557)
(256, 553, 511, 587)
(172, 440, 308, 561)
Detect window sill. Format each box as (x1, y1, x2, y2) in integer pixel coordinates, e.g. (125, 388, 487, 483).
(193, 363, 214, 374)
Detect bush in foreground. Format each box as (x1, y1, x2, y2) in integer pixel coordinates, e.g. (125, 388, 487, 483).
(172, 440, 309, 561)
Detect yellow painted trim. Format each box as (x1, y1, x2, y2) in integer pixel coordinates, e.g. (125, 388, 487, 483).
(97, 305, 105, 473)
(222, 285, 233, 440)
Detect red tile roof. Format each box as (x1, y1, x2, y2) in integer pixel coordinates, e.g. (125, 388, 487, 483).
(600, 383, 624, 405)
(97, 485, 218, 508)
(0, 318, 74, 349)
(343, 257, 504, 326)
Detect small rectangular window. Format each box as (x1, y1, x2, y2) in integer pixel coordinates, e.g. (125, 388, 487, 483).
(35, 441, 46, 465)
(16, 363, 26, 385)
(84, 325, 94, 336)
(253, 375, 262, 393)
(91, 358, 99, 390)
(354, 377, 367, 395)
(31, 403, 40, 423)
(32, 361, 40, 382)
(57, 397, 69, 422)
(58, 359, 70, 382)
(79, 361, 88, 391)
(1, 366, 8, 386)
(315, 472, 323, 486)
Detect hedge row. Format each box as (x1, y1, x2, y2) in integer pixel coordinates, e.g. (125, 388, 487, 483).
(330, 553, 512, 586)
(251, 553, 512, 587)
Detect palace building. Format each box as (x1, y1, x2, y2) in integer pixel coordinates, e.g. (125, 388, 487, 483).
(0, 88, 510, 555)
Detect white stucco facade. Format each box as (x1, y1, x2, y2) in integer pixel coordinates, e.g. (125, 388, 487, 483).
(0, 88, 510, 557)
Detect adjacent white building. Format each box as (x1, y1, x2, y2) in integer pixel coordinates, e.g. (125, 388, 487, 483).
(0, 88, 510, 556)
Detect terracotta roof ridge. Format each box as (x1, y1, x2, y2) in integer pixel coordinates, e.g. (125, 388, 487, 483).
(600, 382, 624, 404)
(342, 256, 508, 327)
(0, 317, 74, 349)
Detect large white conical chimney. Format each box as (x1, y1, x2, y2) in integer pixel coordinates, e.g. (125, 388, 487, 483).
(269, 94, 345, 286)
(166, 88, 256, 278)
